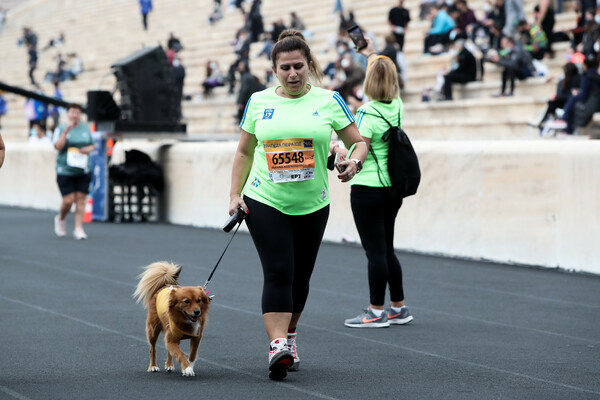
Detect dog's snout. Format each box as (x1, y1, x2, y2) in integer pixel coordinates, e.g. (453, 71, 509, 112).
(194, 309, 201, 316)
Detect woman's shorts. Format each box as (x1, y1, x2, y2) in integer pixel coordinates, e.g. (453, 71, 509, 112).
(56, 173, 92, 196)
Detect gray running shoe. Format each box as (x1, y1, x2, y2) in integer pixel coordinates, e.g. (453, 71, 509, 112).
(387, 307, 414, 325)
(344, 308, 390, 328)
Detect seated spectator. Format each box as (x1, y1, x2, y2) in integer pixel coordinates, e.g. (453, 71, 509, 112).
(424, 5, 456, 54)
(28, 123, 52, 144)
(202, 60, 224, 98)
(257, 19, 287, 60)
(441, 39, 477, 100)
(516, 19, 548, 60)
(537, 62, 581, 128)
(67, 52, 83, 79)
(209, 0, 224, 25)
(483, 0, 506, 32)
(167, 32, 183, 52)
(420, 0, 437, 20)
(486, 36, 535, 96)
(548, 56, 600, 134)
(454, 0, 478, 39)
(41, 31, 65, 52)
(290, 11, 313, 39)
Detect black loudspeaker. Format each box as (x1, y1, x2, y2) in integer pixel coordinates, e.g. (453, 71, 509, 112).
(111, 46, 180, 123)
(87, 90, 120, 121)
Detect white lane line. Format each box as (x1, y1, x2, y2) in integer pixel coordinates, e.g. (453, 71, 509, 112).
(2, 254, 599, 345)
(0, 386, 34, 400)
(0, 295, 340, 400)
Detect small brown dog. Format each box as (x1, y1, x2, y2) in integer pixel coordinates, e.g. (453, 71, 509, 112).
(133, 261, 210, 377)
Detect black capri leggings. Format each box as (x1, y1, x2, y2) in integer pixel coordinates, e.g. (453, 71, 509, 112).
(244, 196, 329, 314)
(350, 185, 404, 306)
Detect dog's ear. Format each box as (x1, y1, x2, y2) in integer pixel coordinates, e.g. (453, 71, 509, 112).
(168, 287, 179, 308)
(197, 286, 211, 303)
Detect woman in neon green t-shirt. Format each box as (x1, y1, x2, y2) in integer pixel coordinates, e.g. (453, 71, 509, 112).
(331, 39, 414, 329)
(229, 30, 367, 380)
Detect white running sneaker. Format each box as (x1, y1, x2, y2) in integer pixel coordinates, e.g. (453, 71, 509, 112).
(54, 215, 66, 237)
(73, 228, 88, 240)
(268, 338, 293, 380)
(287, 332, 300, 371)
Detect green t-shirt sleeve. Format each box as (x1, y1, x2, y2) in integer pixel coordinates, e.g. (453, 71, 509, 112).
(330, 91, 355, 131)
(355, 107, 374, 139)
(240, 96, 256, 134)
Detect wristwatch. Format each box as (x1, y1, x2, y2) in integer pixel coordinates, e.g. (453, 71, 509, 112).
(350, 159, 363, 173)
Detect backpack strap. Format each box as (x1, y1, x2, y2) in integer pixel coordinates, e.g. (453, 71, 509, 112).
(359, 103, 401, 188)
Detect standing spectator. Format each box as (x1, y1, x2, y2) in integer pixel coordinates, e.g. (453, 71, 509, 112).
(248, 0, 264, 43)
(441, 40, 477, 100)
(235, 61, 265, 123)
(332, 38, 414, 328)
(49, 80, 64, 127)
(388, 0, 411, 51)
(424, 5, 456, 54)
(139, 0, 153, 30)
(534, 0, 555, 55)
(167, 32, 183, 52)
(53, 104, 94, 240)
(229, 29, 367, 380)
(0, 7, 7, 35)
(172, 56, 185, 118)
(0, 132, 5, 168)
(0, 90, 6, 129)
(503, 0, 525, 38)
(227, 30, 251, 94)
(27, 43, 38, 85)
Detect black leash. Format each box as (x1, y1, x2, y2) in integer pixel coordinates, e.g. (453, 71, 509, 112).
(203, 220, 243, 290)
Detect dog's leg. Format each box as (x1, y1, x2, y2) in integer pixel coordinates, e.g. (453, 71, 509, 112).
(146, 320, 161, 372)
(188, 332, 203, 367)
(165, 351, 175, 372)
(165, 336, 194, 377)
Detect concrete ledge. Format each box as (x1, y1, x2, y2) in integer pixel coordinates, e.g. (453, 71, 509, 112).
(1, 140, 598, 275)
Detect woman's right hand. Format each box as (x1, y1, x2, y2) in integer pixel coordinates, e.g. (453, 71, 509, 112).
(229, 194, 248, 216)
(358, 37, 376, 58)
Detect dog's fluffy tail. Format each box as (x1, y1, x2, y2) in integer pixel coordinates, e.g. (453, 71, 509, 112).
(133, 261, 182, 309)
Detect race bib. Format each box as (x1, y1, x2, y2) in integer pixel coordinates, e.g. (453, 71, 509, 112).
(66, 147, 88, 170)
(263, 138, 315, 183)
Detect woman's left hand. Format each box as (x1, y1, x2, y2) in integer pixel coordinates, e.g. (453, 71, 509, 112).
(336, 159, 358, 183)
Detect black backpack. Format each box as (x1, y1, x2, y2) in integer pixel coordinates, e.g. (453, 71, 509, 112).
(365, 107, 420, 199)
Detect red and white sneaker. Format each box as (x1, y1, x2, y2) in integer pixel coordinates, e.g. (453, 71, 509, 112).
(287, 332, 300, 371)
(268, 338, 293, 380)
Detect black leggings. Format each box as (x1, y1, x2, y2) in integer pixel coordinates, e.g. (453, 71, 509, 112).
(244, 196, 329, 314)
(350, 185, 404, 306)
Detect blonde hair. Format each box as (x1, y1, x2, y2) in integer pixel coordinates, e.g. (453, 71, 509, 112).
(272, 29, 324, 84)
(363, 56, 400, 101)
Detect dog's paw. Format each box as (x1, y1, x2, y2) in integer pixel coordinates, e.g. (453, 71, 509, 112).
(165, 365, 175, 373)
(182, 366, 195, 377)
(148, 366, 160, 372)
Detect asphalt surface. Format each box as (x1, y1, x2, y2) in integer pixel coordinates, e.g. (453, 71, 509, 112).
(1, 206, 599, 400)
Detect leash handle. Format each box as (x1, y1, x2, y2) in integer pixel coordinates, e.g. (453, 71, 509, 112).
(203, 221, 242, 290)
